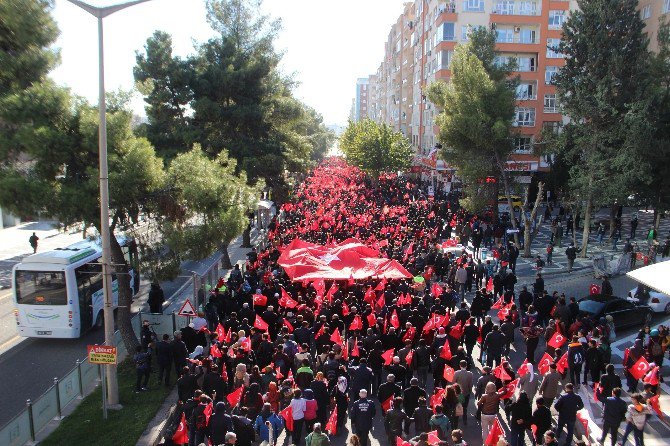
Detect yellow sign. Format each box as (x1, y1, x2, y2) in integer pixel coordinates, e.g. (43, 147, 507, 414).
(87, 345, 117, 365)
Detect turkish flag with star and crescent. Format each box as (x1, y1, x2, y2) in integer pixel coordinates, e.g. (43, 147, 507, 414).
(538, 352, 554, 375)
(548, 331, 567, 349)
(629, 356, 651, 380)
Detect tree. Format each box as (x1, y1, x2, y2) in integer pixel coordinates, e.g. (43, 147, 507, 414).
(553, 0, 653, 257)
(339, 119, 412, 180)
(163, 147, 262, 270)
(521, 182, 545, 257)
(426, 27, 520, 244)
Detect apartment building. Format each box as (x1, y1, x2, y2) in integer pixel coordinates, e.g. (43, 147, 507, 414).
(353, 78, 370, 122)
(638, 0, 670, 52)
(360, 0, 580, 184)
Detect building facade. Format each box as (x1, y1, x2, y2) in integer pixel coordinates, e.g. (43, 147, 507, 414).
(358, 0, 582, 186)
(353, 78, 370, 122)
(638, 0, 670, 52)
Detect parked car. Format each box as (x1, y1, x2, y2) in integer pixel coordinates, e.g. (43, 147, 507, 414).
(627, 285, 670, 314)
(577, 294, 653, 330)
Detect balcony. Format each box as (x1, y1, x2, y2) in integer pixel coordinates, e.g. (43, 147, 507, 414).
(496, 34, 539, 44)
(492, 2, 539, 16)
(438, 2, 457, 14)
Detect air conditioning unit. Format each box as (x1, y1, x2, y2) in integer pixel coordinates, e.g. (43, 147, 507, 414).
(514, 26, 521, 33)
(427, 50, 432, 56)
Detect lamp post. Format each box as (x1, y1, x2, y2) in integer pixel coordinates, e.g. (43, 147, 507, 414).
(66, 0, 153, 409)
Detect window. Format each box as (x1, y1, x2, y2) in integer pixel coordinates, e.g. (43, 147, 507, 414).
(15, 270, 68, 305)
(518, 1, 538, 15)
(543, 121, 563, 134)
(463, 0, 484, 12)
(514, 137, 533, 153)
(462, 25, 484, 41)
(664, 0, 670, 13)
(516, 83, 535, 99)
(545, 66, 558, 84)
(496, 28, 514, 43)
(548, 10, 565, 29)
(546, 38, 562, 58)
(517, 56, 536, 72)
(494, 0, 514, 14)
(520, 29, 537, 44)
(641, 4, 652, 19)
(514, 107, 536, 126)
(437, 50, 453, 69)
(544, 94, 558, 112)
(442, 22, 456, 41)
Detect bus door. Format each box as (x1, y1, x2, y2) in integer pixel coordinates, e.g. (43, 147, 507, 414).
(75, 261, 103, 330)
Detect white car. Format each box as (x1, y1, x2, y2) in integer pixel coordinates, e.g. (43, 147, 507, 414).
(628, 285, 670, 314)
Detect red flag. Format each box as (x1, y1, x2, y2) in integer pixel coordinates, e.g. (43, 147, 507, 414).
(430, 388, 446, 410)
(443, 365, 455, 382)
(538, 352, 554, 375)
(313, 279, 326, 299)
(325, 408, 338, 435)
(431, 282, 444, 297)
(630, 356, 651, 380)
(283, 318, 294, 333)
(210, 343, 222, 358)
(517, 359, 529, 377)
(440, 343, 452, 360)
(427, 430, 441, 445)
(589, 284, 601, 295)
(366, 312, 377, 328)
(486, 277, 494, 293)
(253, 293, 267, 306)
(375, 279, 387, 291)
(215, 323, 225, 340)
(381, 395, 393, 411)
(375, 293, 385, 311)
(226, 386, 244, 408)
(390, 310, 400, 329)
(449, 323, 464, 339)
(347, 273, 355, 287)
(548, 331, 567, 349)
(172, 412, 188, 444)
(491, 296, 505, 309)
(649, 394, 664, 419)
(342, 341, 349, 360)
(364, 287, 376, 304)
(240, 337, 251, 352)
(593, 382, 602, 401)
(498, 378, 519, 399)
(325, 283, 339, 302)
(405, 349, 414, 367)
(396, 437, 412, 446)
(224, 327, 232, 343)
(349, 315, 363, 331)
(556, 353, 569, 374)
(254, 315, 269, 331)
(493, 363, 512, 381)
(382, 348, 395, 366)
(484, 417, 504, 445)
(330, 328, 343, 345)
(279, 288, 298, 309)
(402, 327, 416, 343)
(576, 411, 589, 438)
(342, 301, 350, 316)
(279, 406, 294, 431)
(315, 324, 326, 339)
(643, 366, 660, 385)
(351, 342, 360, 357)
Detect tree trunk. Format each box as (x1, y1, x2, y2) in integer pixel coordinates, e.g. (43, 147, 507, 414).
(241, 224, 252, 248)
(220, 242, 233, 269)
(522, 182, 545, 257)
(496, 156, 519, 246)
(581, 188, 593, 258)
(82, 220, 87, 239)
(109, 231, 139, 354)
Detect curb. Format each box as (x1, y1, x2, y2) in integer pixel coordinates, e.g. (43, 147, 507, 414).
(135, 387, 179, 446)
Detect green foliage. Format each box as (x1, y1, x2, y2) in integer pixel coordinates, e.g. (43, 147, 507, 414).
(339, 119, 412, 178)
(552, 0, 653, 206)
(163, 146, 263, 261)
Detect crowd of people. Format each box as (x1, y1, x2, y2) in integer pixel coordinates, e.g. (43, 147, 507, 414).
(145, 159, 667, 446)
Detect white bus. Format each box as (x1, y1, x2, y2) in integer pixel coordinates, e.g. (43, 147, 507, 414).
(12, 237, 138, 338)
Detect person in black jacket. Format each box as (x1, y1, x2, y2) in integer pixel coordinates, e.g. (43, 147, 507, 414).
(209, 401, 234, 445)
(177, 366, 203, 403)
(203, 365, 227, 403)
(351, 389, 376, 446)
(171, 331, 189, 378)
(378, 374, 402, 414)
(410, 397, 433, 435)
(531, 397, 552, 445)
(508, 391, 532, 446)
(554, 383, 584, 446)
(414, 339, 431, 388)
(155, 334, 173, 387)
(147, 283, 165, 313)
(463, 317, 480, 359)
(599, 387, 628, 446)
(598, 364, 623, 403)
(403, 378, 427, 433)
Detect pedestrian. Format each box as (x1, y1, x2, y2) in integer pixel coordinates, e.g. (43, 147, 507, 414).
(477, 382, 500, 443)
(133, 344, 151, 393)
(553, 383, 584, 446)
(189, 394, 213, 446)
(289, 388, 307, 445)
(483, 325, 505, 368)
(565, 244, 577, 273)
(630, 213, 638, 239)
(567, 336, 585, 388)
(546, 243, 554, 265)
(409, 397, 433, 436)
(384, 397, 408, 444)
(171, 331, 189, 378)
(453, 360, 473, 426)
(531, 397, 552, 445)
(620, 393, 651, 446)
(429, 405, 452, 442)
(507, 391, 532, 446)
(350, 389, 376, 446)
(305, 423, 330, 446)
(148, 282, 165, 313)
(29, 232, 39, 253)
(599, 387, 627, 446)
(155, 333, 173, 387)
(518, 363, 539, 402)
(224, 432, 237, 445)
(210, 402, 234, 445)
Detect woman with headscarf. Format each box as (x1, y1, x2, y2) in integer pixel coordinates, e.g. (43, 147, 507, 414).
(625, 338, 645, 393)
(243, 383, 264, 421)
(253, 402, 284, 446)
(233, 363, 250, 390)
(507, 391, 532, 446)
(303, 388, 319, 433)
(264, 381, 281, 413)
(331, 376, 349, 429)
(518, 363, 540, 403)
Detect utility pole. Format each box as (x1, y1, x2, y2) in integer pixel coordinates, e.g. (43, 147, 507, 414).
(66, 0, 153, 410)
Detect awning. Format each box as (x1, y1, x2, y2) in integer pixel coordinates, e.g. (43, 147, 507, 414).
(626, 259, 670, 295)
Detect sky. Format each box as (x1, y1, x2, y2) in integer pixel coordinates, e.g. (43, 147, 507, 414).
(50, 0, 410, 126)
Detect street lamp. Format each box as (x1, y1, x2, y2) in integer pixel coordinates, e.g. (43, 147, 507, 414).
(66, 0, 153, 410)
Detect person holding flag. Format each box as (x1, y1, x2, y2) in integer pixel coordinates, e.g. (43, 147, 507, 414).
(477, 382, 501, 443)
(189, 394, 213, 446)
(599, 387, 628, 446)
(620, 393, 652, 446)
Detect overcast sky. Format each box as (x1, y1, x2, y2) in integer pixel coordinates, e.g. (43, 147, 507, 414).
(50, 0, 409, 125)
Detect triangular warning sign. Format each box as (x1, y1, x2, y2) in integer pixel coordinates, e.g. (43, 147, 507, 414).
(178, 299, 197, 317)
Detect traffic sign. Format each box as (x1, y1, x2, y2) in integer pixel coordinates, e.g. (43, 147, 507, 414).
(178, 299, 197, 317)
(87, 345, 117, 365)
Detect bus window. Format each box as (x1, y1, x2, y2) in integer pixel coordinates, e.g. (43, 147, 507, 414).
(15, 271, 67, 305)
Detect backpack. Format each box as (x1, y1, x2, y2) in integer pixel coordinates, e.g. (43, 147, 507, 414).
(650, 341, 663, 357)
(196, 408, 209, 430)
